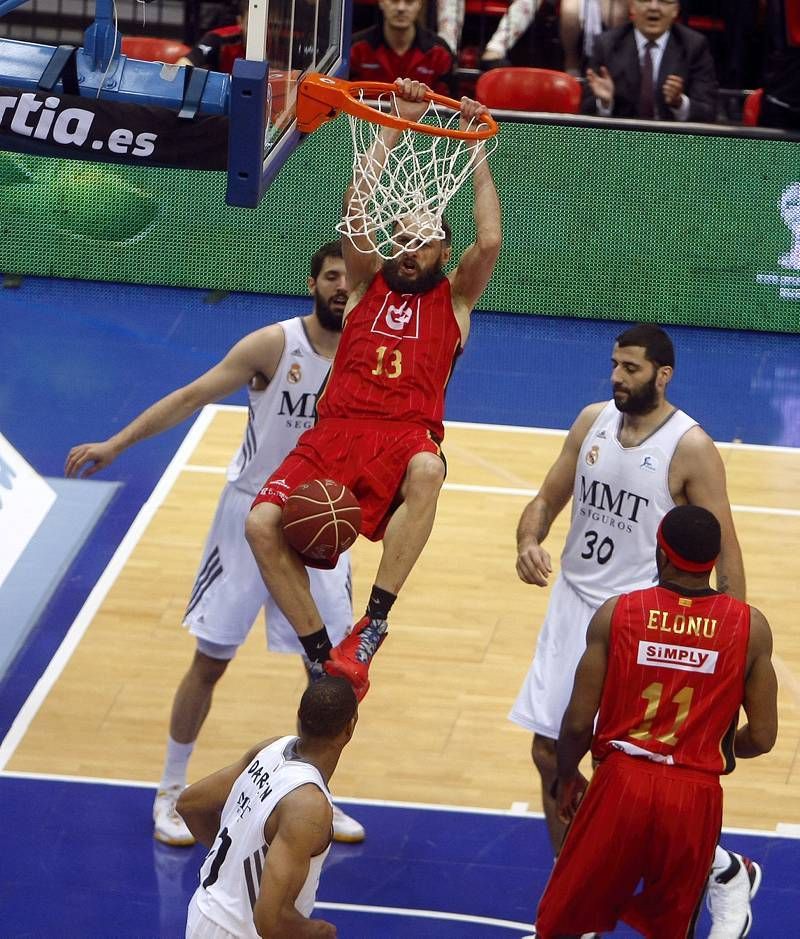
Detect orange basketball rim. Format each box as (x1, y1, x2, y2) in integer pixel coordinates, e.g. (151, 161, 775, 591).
(297, 73, 500, 140)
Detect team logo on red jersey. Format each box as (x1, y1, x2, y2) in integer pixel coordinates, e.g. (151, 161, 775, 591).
(637, 640, 718, 673)
(372, 292, 421, 339)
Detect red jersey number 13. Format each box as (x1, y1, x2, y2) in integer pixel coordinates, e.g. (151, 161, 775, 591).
(372, 346, 402, 379)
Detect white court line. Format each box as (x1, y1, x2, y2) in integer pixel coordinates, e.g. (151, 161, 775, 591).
(314, 902, 533, 932)
(184, 465, 800, 517)
(188, 405, 800, 516)
(211, 404, 800, 454)
(0, 407, 216, 771)
(0, 770, 797, 840)
(0, 769, 157, 789)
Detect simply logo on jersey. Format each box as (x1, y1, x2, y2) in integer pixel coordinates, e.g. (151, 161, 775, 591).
(586, 445, 600, 465)
(640, 455, 658, 472)
(287, 363, 302, 384)
(637, 640, 719, 674)
(372, 292, 421, 339)
(756, 182, 800, 301)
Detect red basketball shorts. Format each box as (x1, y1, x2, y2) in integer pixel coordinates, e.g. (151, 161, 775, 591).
(536, 751, 722, 939)
(252, 417, 442, 541)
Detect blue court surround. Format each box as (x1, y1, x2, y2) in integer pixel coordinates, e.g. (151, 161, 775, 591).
(1, 275, 799, 935)
(0, 775, 797, 937)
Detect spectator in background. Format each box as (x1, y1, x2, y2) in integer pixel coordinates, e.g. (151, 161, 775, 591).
(582, 0, 718, 122)
(179, 0, 326, 74)
(761, 0, 800, 130)
(178, 0, 246, 72)
(478, 0, 628, 72)
(350, 0, 455, 96)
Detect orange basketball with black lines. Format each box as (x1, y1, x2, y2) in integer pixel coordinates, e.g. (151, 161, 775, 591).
(281, 479, 361, 562)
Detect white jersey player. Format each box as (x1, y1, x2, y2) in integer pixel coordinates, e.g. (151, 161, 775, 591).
(185, 313, 351, 657)
(512, 325, 756, 933)
(512, 397, 698, 742)
(179, 676, 357, 939)
(65, 242, 366, 848)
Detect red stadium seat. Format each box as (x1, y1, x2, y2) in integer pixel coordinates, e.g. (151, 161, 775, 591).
(788, 0, 800, 47)
(742, 88, 764, 127)
(354, 0, 510, 13)
(475, 67, 582, 113)
(465, 0, 510, 16)
(685, 15, 725, 33)
(121, 36, 191, 64)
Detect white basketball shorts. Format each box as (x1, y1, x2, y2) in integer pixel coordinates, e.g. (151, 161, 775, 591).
(186, 893, 238, 939)
(508, 573, 598, 739)
(183, 483, 352, 654)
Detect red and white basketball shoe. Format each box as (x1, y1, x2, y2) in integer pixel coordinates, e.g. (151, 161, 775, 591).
(324, 615, 387, 701)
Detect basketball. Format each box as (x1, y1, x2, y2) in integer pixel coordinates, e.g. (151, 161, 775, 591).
(282, 479, 361, 562)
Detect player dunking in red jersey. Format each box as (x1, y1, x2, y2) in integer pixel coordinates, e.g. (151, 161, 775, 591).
(246, 78, 501, 699)
(535, 506, 778, 939)
(318, 268, 460, 441)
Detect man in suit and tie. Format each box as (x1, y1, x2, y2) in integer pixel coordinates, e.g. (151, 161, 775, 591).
(582, 0, 718, 122)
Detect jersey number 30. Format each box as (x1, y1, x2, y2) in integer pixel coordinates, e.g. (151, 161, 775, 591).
(581, 530, 614, 564)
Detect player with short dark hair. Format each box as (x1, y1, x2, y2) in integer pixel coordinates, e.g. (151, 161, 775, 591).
(180, 676, 357, 939)
(246, 78, 501, 701)
(535, 505, 778, 938)
(511, 323, 760, 931)
(615, 322, 675, 368)
(349, 0, 456, 97)
(65, 241, 365, 847)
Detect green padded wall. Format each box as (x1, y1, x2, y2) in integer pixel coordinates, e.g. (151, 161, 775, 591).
(2, 118, 800, 332)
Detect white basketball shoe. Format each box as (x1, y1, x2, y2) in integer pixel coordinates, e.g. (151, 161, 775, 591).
(332, 804, 366, 843)
(707, 850, 762, 938)
(153, 785, 196, 846)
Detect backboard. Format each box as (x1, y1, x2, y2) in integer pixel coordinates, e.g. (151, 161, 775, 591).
(225, 0, 353, 207)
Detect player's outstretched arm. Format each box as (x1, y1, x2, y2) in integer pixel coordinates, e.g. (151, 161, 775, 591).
(679, 427, 746, 599)
(341, 78, 431, 293)
(449, 99, 501, 324)
(64, 326, 285, 479)
(554, 597, 616, 822)
(735, 607, 778, 758)
(254, 786, 337, 938)
(516, 403, 603, 586)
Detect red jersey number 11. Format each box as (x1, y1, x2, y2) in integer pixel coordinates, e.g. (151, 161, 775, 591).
(629, 682, 695, 746)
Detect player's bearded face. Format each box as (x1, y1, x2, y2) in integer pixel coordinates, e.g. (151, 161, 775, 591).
(383, 243, 445, 294)
(613, 369, 659, 414)
(314, 287, 346, 331)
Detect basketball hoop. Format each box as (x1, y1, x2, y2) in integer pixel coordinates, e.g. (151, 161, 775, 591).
(298, 74, 500, 258)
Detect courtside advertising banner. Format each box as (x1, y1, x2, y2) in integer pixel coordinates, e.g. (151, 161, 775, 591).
(0, 85, 228, 169)
(2, 118, 800, 332)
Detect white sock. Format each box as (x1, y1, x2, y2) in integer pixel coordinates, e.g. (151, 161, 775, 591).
(159, 736, 195, 790)
(711, 843, 732, 875)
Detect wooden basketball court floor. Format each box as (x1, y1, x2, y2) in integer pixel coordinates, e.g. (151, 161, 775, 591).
(2, 406, 798, 837)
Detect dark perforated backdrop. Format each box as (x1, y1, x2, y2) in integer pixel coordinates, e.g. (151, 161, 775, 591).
(1, 118, 799, 332)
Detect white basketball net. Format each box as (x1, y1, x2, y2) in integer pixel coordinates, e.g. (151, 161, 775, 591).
(337, 90, 498, 258)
